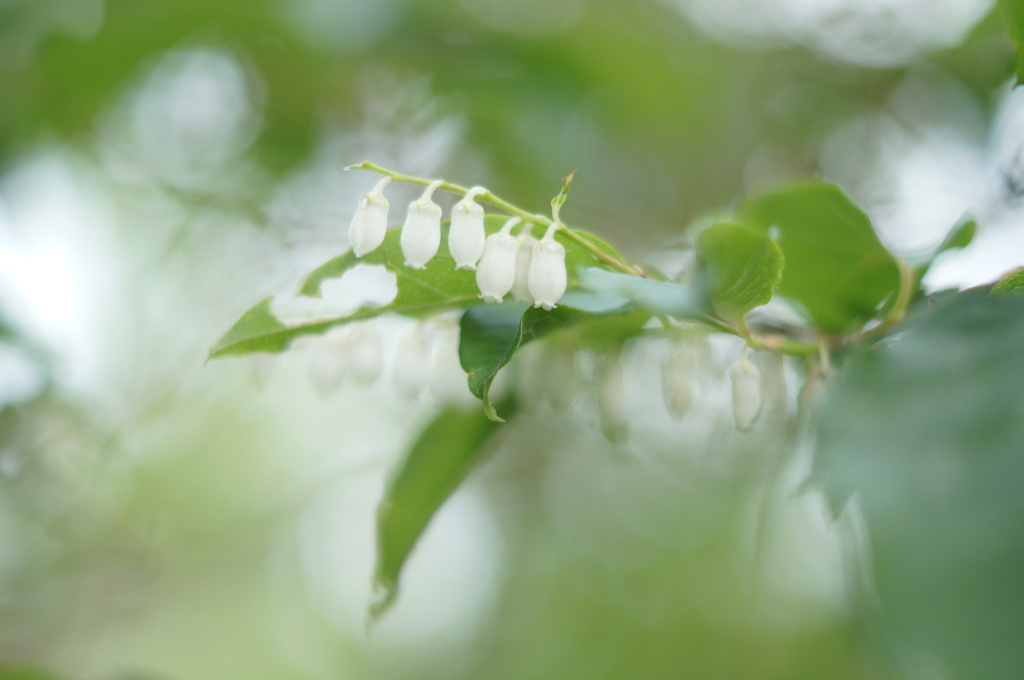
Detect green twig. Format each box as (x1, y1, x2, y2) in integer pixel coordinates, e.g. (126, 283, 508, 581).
(884, 259, 915, 325)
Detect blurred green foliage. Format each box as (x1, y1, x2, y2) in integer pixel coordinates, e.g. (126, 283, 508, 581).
(816, 291, 1024, 679)
(2, 0, 1024, 679)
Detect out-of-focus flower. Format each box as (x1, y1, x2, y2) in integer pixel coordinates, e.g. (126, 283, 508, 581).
(729, 352, 762, 431)
(663, 340, 693, 419)
(348, 323, 384, 386)
(392, 324, 433, 400)
(310, 330, 350, 396)
(544, 345, 580, 411)
(596, 353, 626, 430)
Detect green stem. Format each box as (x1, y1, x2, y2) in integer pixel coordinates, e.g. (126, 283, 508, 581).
(749, 334, 820, 358)
(349, 160, 642, 276)
(884, 259, 915, 325)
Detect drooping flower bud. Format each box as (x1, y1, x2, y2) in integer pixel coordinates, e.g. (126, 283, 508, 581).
(348, 323, 383, 386)
(662, 340, 693, 419)
(449, 187, 488, 270)
(349, 176, 392, 257)
(511, 224, 536, 302)
(528, 224, 567, 310)
(400, 180, 443, 269)
(729, 351, 762, 432)
(392, 324, 433, 400)
(475, 217, 521, 303)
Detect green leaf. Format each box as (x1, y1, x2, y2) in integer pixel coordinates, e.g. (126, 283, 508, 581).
(210, 217, 615, 360)
(371, 404, 506, 622)
(696, 222, 784, 318)
(740, 182, 900, 333)
(459, 292, 638, 422)
(814, 290, 1024, 678)
(210, 224, 482, 359)
(551, 170, 576, 216)
(912, 218, 978, 295)
(571, 230, 630, 268)
(992, 267, 1024, 296)
(937, 217, 976, 254)
(1001, 0, 1024, 83)
(577, 268, 711, 319)
(300, 217, 487, 301)
(208, 297, 287, 358)
(0, 669, 64, 680)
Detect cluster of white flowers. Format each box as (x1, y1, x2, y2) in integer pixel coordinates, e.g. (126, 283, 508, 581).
(309, 323, 385, 395)
(348, 178, 567, 309)
(662, 339, 771, 431)
(343, 174, 778, 434)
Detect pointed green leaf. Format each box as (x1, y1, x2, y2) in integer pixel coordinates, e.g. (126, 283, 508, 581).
(937, 217, 976, 254)
(210, 217, 615, 360)
(697, 222, 784, 318)
(371, 403, 506, 622)
(459, 292, 638, 421)
(1000, 0, 1024, 84)
(551, 170, 576, 216)
(571, 229, 630, 266)
(740, 182, 900, 333)
(992, 267, 1024, 297)
(913, 217, 978, 295)
(208, 297, 287, 358)
(0, 670, 65, 680)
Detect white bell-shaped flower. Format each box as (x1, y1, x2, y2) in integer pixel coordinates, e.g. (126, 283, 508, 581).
(400, 180, 444, 269)
(511, 224, 536, 302)
(349, 176, 392, 257)
(475, 217, 521, 303)
(449, 186, 488, 270)
(528, 224, 567, 310)
(392, 325, 433, 400)
(662, 340, 693, 419)
(729, 351, 762, 432)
